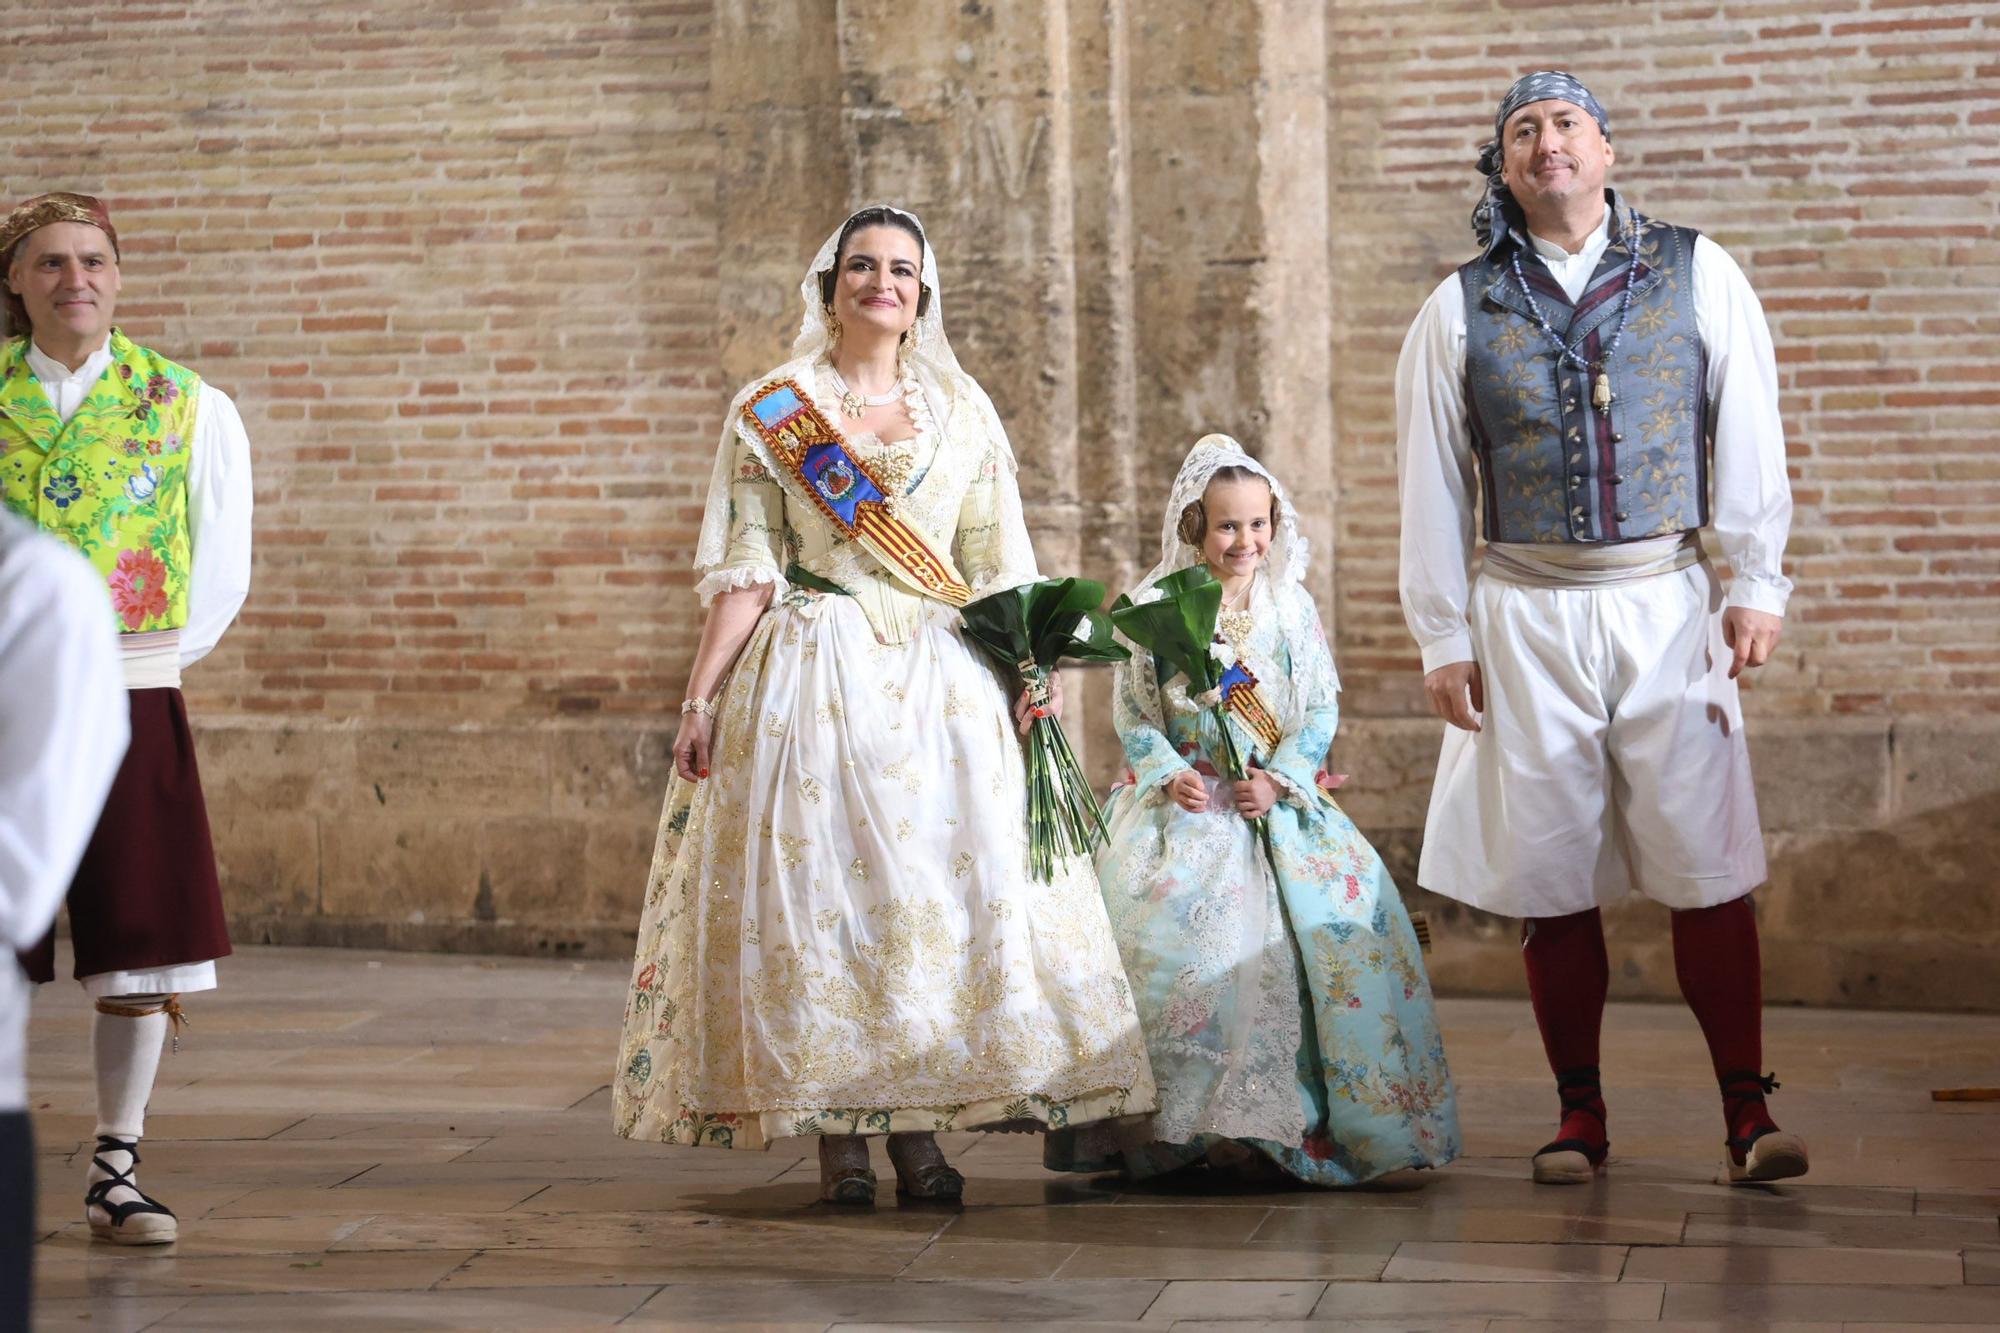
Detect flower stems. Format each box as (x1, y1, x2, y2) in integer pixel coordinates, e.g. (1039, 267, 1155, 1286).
(1015, 665, 1113, 883)
(1208, 705, 1279, 876)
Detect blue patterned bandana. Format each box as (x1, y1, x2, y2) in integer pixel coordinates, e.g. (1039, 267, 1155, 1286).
(1471, 72, 1612, 252)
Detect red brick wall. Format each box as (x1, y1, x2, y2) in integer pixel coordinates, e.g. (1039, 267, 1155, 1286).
(7, 1, 722, 723)
(12, 2, 1990, 728)
(1328, 0, 2000, 719)
(6, 2, 1995, 1005)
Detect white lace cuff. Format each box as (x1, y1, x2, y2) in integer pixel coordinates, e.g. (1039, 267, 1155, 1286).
(694, 564, 788, 607)
(1263, 764, 1321, 814)
(967, 564, 1041, 600)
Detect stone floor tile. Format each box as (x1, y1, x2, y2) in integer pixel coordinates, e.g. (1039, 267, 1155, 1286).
(1662, 1282, 2000, 1322)
(835, 1326, 1148, 1333)
(1918, 1188, 2000, 1218)
(1565, 1214, 1692, 1243)
(1487, 1323, 1842, 1332)
(1618, 1181, 1917, 1219)
(945, 1203, 1273, 1246)
(918, 1175, 1116, 1208)
(1380, 1241, 1628, 1283)
(1681, 1209, 1998, 1249)
(518, 1177, 818, 1213)
(1310, 1279, 1665, 1319)
(26, 1294, 192, 1333)
(32, 1246, 479, 1301)
(1624, 1243, 1967, 1285)
(348, 1206, 951, 1253)
(207, 1180, 547, 1216)
(617, 1326, 828, 1333)
(437, 1237, 931, 1288)
(1056, 1245, 1388, 1281)
(28, 1112, 308, 1142)
(624, 1279, 1166, 1323)
(26, 947, 2000, 1332)
(899, 1239, 1081, 1280)
(267, 1111, 567, 1141)
(1167, 1323, 1489, 1333)
(1139, 1278, 1326, 1322)
(1832, 1326, 2000, 1333)
(143, 1283, 662, 1329)
(1248, 1205, 1578, 1246)
(38, 1214, 367, 1258)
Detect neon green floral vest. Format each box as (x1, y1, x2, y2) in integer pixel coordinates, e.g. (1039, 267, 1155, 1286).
(0, 330, 201, 634)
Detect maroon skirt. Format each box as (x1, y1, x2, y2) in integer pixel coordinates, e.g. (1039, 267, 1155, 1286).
(20, 688, 231, 985)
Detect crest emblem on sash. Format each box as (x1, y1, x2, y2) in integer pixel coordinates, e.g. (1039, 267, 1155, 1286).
(739, 378, 972, 606)
(814, 457, 858, 504)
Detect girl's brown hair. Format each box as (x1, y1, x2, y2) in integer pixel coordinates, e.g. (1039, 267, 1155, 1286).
(1176, 465, 1276, 545)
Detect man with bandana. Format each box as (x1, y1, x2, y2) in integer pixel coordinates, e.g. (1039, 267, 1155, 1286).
(2, 192, 254, 1241)
(1394, 74, 1804, 1184)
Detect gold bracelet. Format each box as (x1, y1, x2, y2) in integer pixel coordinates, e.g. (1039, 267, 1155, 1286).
(679, 697, 717, 718)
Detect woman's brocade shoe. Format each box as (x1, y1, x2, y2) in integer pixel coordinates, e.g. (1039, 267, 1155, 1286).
(817, 1134, 877, 1206)
(887, 1131, 964, 1201)
(1718, 1070, 1809, 1185)
(84, 1136, 178, 1245)
(1531, 1066, 1610, 1185)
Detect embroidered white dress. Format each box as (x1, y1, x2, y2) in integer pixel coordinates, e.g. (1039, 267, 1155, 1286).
(614, 355, 1154, 1150)
(1047, 437, 1458, 1185)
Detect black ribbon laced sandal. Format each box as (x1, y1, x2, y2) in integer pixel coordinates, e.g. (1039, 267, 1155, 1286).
(1531, 1065, 1610, 1185)
(1719, 1070, 1809, 1184)
(85, 1135, 178, 1244)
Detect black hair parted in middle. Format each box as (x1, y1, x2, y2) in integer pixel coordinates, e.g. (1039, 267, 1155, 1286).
(817, 206, 932, 318)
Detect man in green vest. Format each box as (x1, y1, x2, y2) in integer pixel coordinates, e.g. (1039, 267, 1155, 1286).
(2, 192, 254, 1244)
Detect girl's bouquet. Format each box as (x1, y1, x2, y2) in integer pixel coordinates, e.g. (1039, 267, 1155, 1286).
(1109, 565, 1277, 861)
(960, 578, 1130, 882)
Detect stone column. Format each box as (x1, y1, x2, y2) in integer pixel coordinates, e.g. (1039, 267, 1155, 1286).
(826, 0, 1135, 777)
(1252, 0, 1336, 617)
(1122, 0, 1335, 601)
(710, 0, 850, 389)
(727, 1, 1338, 787)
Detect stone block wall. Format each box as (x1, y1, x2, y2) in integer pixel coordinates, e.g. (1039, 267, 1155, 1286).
(7, 1, 1996, 1008)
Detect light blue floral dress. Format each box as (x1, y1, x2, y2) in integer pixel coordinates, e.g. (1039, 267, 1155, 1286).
(1053, 572, 1460, 1185)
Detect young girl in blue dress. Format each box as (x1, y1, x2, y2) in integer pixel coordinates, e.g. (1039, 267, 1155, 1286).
(1059, 435, 1460, 1185)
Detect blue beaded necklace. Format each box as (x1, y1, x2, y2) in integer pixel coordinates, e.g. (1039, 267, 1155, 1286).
(1508, 206, 1640, 411)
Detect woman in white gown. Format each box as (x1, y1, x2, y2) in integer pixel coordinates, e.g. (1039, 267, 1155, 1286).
(614, 206, 1154, 1204)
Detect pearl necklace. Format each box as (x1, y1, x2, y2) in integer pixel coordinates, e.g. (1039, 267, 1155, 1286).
(827, 364, 901, 420)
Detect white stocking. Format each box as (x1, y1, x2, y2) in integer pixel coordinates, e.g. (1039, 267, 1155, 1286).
(88, 994, 173, 1208)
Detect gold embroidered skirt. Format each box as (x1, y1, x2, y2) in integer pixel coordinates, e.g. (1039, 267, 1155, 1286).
(614, 595, 1155, 1149)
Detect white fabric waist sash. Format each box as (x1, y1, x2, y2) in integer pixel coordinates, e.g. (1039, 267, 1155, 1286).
(120, 629, 183, 691)
(1480, 533, 1701, 591)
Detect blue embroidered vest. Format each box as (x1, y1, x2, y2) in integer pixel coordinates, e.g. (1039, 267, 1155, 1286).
(1458, 202, 1707, 544)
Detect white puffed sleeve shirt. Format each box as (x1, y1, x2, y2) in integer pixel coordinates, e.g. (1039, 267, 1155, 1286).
(1395, 213, 1794, 673)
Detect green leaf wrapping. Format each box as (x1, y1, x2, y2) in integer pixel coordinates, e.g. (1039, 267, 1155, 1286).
(1108, 564, 1225, 697)
(959, 578, 1132, 882)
